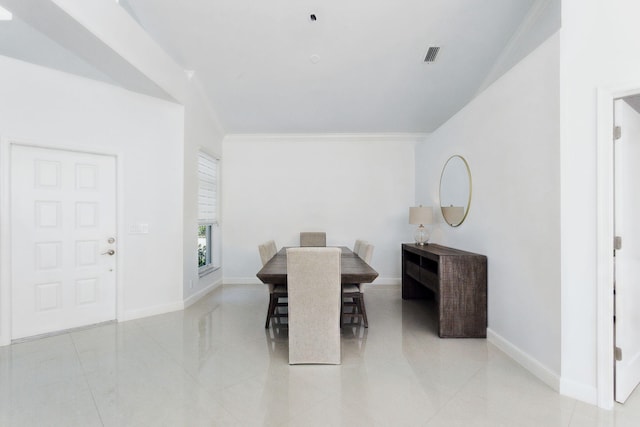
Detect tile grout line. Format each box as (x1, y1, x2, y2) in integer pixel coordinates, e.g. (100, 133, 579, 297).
(133, 319, 203, 384)
(133, 319, 245, 424)
(420, 360, 487, 426)
(69, 331, 106, 427)
(564, 399, 579, 427)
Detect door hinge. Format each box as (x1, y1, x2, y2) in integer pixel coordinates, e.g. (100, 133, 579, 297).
(614, 126, 622, 140)
(615, 346, 623, 361)
(615, 236, 622, 250)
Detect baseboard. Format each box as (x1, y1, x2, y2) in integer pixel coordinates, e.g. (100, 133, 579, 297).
(184, 279, 222, 308)
(370, 277, 401, 286)
(119, 300, 184, 322)
(223, 277, 263, 285)
(487, 328, 560, 392)
(559, 377, 598, 406)
(0, 334, 9, 347)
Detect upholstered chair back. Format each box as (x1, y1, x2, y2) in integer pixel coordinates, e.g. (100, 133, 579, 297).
(358, 243, 374, 264)
(300, 232, 327, 247)
(287, 247, 341, 365)
(259, 240, 277, 266)
(353, 239, 367, 255)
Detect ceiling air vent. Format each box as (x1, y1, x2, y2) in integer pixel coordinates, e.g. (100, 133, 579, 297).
(424, 46, 440, 63)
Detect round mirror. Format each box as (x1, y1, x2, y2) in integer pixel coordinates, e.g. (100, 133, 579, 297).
(439, 155, 472, 227)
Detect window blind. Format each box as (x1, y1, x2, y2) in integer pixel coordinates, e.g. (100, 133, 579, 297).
(198, 152, 218, 224)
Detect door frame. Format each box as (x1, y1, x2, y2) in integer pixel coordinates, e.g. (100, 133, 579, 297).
(0, 138, 124, 346)
(596, 86, 640, 409)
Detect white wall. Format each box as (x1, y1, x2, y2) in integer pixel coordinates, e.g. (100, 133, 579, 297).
(3, 0, 227, 307)
(0, 55, 184, 343)
(416, 34, 561, 381)
(222, 134, 420, 284)
(560, 0, 640, 405)
(181, 77, 225, 303)
(0, 0, 226, 337)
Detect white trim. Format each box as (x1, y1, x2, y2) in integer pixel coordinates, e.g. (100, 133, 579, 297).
(198, 264, 220, 278)
(223, 133, 429, 144)
(0, 137, 11, 346)
(369, 278, 401, 286)
(487, 328, 560, 392)
(184, 278, 222, 309)
(115, 152, 126, 323)
(10, 320, 116, 344)
(560, 377, 598, 405)
(596, 87, 616, 410)
(360, 283, 401, 291)
(224, 277, 263, 285)
(119, 300, 184, 322)
(595, 85, 640, 410)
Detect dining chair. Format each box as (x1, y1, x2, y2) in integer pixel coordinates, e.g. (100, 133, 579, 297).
(259, 240, 287, 328)
(353, 239, 367, 255)
(343, 243, 374, 328)
(358, 242, 374, 264)
(287, 247, 341, 364)
(299, 232, 326, 247)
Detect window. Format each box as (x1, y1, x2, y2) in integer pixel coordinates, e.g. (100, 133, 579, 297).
(198, 151, 220, 276)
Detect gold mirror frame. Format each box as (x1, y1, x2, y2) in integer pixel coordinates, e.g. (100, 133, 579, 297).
(439, 155, 472, 227)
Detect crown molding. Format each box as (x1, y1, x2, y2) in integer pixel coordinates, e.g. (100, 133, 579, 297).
(223, 132, 429, 144)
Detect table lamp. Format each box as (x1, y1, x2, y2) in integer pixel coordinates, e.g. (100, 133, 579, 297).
(409, 206, 433, 245)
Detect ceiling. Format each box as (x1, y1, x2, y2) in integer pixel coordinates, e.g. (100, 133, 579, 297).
(1, 0, 544, 134)
(0, 15, 114, 85)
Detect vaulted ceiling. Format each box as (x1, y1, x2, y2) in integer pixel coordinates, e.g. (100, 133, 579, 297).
(0, 0, 559, 134)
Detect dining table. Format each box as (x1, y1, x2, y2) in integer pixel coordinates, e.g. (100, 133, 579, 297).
(256, 246, 379, 285)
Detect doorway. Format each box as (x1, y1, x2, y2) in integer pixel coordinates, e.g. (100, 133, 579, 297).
(613, 97, 640, 403)
(10, 144, 117, 340)
(597, 89, 640, 409)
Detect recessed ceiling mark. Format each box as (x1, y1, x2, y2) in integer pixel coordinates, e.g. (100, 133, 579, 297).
(424, 46, 441, 63)
(310, 14, 317, 22)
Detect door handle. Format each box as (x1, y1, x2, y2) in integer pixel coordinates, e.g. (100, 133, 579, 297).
(102, 249, 115, 256)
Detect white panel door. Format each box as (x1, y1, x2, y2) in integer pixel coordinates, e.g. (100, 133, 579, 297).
(11, 145, 117, 339)
(614, 99, 640, 403)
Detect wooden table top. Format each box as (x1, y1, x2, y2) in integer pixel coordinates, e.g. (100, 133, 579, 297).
(256, 246, 379, 285)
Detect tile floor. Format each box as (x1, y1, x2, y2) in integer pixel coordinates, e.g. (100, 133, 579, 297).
(0, 284, 638, 426)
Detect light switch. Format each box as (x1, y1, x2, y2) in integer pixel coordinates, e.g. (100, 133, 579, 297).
(129, 223, 150, 234)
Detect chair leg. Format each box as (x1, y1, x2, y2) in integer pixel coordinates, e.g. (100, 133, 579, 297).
(265, 294, 276, 328)
(357, 294, 368, 328)
(341, 296, 353, 326)
(341, 294, 367, 327)
(274, 296, 288, 324)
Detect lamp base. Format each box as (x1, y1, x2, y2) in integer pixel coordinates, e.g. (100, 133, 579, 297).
(414, 225, 430, 246)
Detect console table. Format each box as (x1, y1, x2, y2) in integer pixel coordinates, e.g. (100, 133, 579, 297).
(402, 243, 487, 338)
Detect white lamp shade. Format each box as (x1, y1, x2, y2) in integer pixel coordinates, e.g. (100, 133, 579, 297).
(409, 206, 433, 225)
